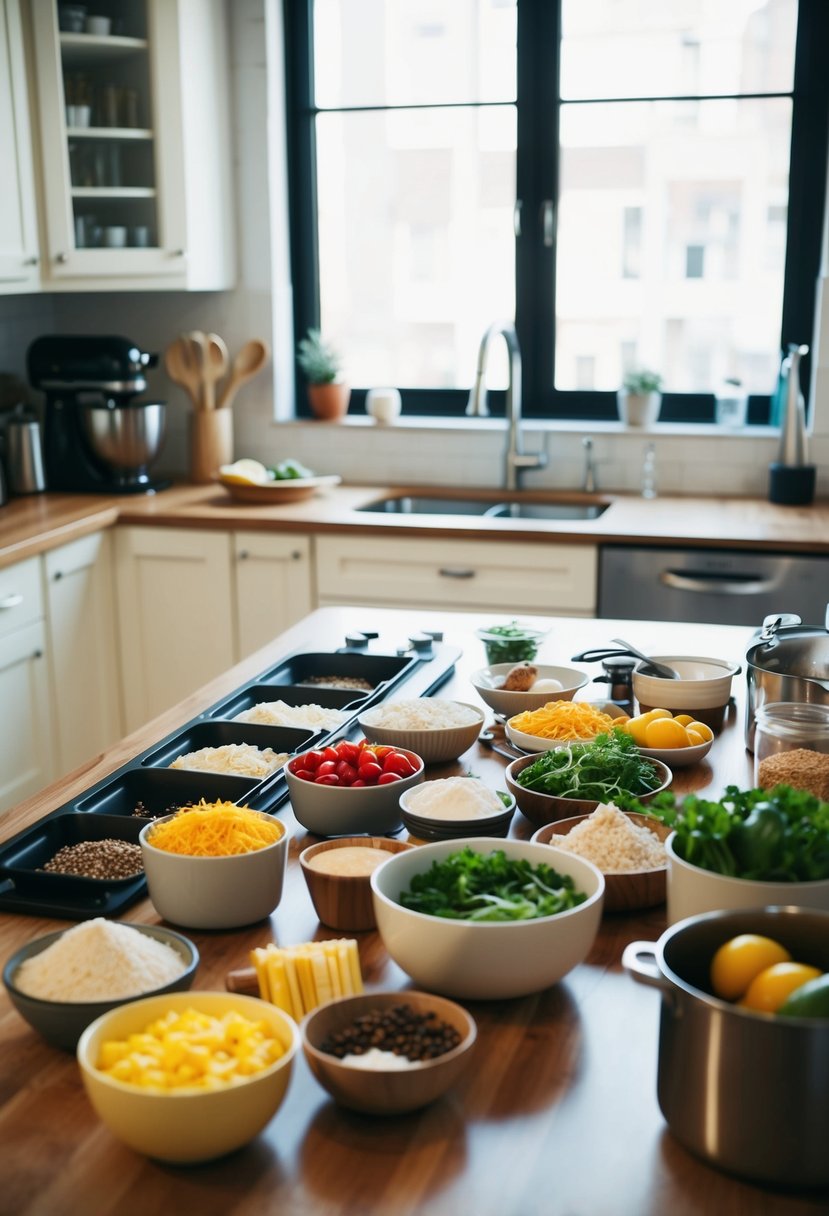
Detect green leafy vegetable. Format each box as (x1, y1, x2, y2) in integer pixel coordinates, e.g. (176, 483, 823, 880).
(268, 458, 314, 481)
(398, 846, 586, 921)
(515, 729, 663, 802)
(619, 784, 829, 882)
(479, 621, 540, 664)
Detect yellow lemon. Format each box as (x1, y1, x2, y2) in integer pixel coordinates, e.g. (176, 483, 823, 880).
(644, 717, 690, 749)
(219, 459, 270, 486)
(624, 716, 651, 747)
(685, 729, 705, 746)
(641, 708, 672, 722)
(686, 720, 714, 743)
(673, 714, 694, 726)
(740, 962, 822, 1013)
(711, 934, 792, 1001)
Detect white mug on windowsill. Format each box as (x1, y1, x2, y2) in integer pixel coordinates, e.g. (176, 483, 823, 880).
(366, 387, 401, 425)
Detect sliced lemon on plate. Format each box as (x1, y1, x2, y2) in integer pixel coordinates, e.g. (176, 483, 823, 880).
(219, 459, 271, 486)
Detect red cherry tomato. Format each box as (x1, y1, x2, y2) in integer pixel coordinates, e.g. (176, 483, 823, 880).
(316, 760, 337, 777)
(335, 741, 360, 765)
(373, 746, 394, 759)
(321, 746, 339, 764)
(335, 760, 359, 785)
(302, 750, 326, 771)
(358, 761, 382, 785)
(292, 768, 316, 783)
(350, 778, 366, 787)
(377, 771, 402, 784)
(314, 773, 340, 785)
(383, 752, 416, 777)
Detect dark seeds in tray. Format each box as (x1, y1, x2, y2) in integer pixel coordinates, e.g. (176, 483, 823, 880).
(42, 838, 143, 880)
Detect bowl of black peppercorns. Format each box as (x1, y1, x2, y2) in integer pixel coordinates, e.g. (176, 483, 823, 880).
(300, 990, 477, 1114)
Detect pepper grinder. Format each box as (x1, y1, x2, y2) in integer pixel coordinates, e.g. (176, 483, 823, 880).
(769, 343, 815, 505)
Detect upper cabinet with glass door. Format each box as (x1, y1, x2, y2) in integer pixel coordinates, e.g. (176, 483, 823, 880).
(0, 0, 40, 291)
(28, 0, 235, 290)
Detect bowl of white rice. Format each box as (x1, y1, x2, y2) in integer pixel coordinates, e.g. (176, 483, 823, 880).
(358, 700, 485, 764)
(3, 919, 198, 1051)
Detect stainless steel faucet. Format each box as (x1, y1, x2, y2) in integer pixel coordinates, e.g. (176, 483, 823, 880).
(582, 436, 597, 492)
(466, 321, 547, 492)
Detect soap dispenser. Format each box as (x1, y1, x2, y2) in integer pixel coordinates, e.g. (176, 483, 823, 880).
(768, 343, 815, 505)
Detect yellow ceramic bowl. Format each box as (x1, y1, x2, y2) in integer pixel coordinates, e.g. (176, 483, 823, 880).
(77, 991, 299, 1164)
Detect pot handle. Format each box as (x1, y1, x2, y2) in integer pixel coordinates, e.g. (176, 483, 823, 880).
(622, 940, 670, 993)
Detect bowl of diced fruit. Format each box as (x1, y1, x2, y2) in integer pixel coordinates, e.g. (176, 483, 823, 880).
(285, 739, 424, 836)
(617, 710, 715, 768)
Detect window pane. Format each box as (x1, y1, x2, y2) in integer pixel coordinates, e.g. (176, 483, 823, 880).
(314, 0, 517, 108)
(554, 98, 791, 395)
(316, 107, 516, 388)
(560, 0, 797, 100)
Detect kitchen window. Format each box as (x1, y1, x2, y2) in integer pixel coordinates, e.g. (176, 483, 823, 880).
(284, 0, 829, 423)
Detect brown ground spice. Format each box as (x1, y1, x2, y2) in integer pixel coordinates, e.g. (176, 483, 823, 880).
(757, 748, 829, 801)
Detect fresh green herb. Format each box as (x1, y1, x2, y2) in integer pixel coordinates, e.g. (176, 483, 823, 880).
(268, 458, 314, 481)
(619, 784, 829, 882)
(479, 621, 541, 664)
(398, 846, 586, 922)
(515, 729, 663, 802)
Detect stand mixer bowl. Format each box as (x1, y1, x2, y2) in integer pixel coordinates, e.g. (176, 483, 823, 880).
(80, 401, 166, 487)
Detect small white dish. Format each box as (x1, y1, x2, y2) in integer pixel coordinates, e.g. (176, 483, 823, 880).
(505, 702, 629, 753)
(636, 737, 714, 769)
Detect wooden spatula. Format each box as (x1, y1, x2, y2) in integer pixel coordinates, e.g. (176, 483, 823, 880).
(218, 338, 270, 409)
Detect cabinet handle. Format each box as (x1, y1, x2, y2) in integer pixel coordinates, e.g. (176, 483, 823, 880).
(237, 549, 250, 560)
(438, 567, 476, 580)
(53, 571, 64, 581)
(55, 252, 68, 264)
(291, 550, 302, 561)
(23, 256, 38, 266)
(170, 249, 187, 258)
(0, 593, 24, 610)
(33, 649, 42, 659)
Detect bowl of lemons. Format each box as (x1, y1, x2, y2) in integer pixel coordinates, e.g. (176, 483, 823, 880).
(619, 710, 714, 768)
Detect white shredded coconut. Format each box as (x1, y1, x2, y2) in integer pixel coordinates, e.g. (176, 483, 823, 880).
(551, 803, 667, 872)
(233, 700, 347, 730)
(14, 918, 188, 1002)
(339, 1048, 416, 1071)
(361, 700, 481, 730)
(406, 777, 505, 821)
(171, 743, 288, 778)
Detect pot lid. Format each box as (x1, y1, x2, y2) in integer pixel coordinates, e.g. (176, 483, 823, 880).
(748, 612, 829, 683)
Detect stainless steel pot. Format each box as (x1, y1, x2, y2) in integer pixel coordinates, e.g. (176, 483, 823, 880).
(745, 609, 829, 750)
(624, 906, 829, 1189)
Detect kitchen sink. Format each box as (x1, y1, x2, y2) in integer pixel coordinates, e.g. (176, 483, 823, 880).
(357, 494, 609, 521)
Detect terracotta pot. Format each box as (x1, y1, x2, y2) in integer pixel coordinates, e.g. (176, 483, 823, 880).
(307, 382, 350, 421)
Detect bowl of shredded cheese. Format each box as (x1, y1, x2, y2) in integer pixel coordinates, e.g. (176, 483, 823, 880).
(77, 991, 299, 1163)
(139, 800, 289, 929)
(505, 700, 630, 753)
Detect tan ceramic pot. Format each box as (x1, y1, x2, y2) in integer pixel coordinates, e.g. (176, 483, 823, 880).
(308, 382, 350, 421)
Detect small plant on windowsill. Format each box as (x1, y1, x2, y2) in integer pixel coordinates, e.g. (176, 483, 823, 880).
(618, 368, 663, 427)
(297, 328, 351, 421)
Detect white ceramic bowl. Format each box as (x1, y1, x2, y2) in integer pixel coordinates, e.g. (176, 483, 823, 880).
(358, 702, 485, 764)
(505, 701, 629, 753)
(666, 834, 829, 925)
(632, 656, 741, 733)
(637, 736, 714, 769)
(399, 782, 515, 842)
(77, 991, 299, 1163)
(370, 837, 604, 1000)
(470, 663, 589, 716)
(286, 748, 424, 836)
(139, 814, 289, 929)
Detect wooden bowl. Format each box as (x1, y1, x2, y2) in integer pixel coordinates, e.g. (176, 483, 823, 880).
(504, 751, 672, 829)
(300, 990, 476, 1114)
(299, 837, 414, 931)
(531, 813, 671, 912)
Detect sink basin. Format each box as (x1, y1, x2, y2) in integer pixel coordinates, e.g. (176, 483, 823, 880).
(357, 494, 609, 521)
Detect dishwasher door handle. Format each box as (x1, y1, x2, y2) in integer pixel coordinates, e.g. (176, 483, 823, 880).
(659, 569, 779, 596)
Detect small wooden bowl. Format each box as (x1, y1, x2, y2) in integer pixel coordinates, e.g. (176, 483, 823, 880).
(531, 812, 671, 912)
(301, 990, 477, 1114)
(504, 752, 672, 829)
(299, 837, 414, 931)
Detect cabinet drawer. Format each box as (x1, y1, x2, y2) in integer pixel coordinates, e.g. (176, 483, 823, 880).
(315, 536, 597, 613)
(0, 557, 43, 638)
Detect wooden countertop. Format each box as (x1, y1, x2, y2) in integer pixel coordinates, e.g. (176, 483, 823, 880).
(0, 607, 822, 1215)
(2, 481, 829, 571)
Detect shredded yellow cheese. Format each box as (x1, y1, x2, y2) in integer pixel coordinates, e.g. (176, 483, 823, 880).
(249, 940, 363, 1021)
(146, 800, 284, 856)
(509, 700, 623, 741)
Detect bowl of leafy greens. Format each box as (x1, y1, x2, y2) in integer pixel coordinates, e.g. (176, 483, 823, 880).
(622, 786, 829, 925)
(370, 838, 604, 1000)
(505, 730, 672, 828)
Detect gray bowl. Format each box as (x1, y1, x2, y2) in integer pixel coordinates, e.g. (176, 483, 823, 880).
(3, 923, 198, 1051)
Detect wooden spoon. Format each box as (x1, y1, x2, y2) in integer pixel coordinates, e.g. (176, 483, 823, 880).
(217, 338, 270, 409)
(163, 337, 202, 411)
(199, 332, 229, 411)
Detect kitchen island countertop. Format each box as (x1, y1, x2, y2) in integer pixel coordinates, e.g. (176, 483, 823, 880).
(0, 606, 823, 1216)
(2, 482, 829, 571)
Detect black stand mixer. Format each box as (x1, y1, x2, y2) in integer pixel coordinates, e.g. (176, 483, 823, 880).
(27, 335, 168, 493)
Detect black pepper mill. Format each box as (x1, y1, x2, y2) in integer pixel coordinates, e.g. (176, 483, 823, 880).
(571, 648, 636, 712)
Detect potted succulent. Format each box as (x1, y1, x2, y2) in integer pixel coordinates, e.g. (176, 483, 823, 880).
(618, 368, 663, 427)
(297, 329, 350, 421)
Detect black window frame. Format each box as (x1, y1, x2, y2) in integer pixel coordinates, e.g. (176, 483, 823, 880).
(284, 0, 829, 424)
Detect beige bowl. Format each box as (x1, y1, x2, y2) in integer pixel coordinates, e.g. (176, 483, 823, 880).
(632, 656, 741, 733)
(300, 836, 415, 931)
(286, 748, 424, 836)
(532, 813, 671, 912)
(301, 990, 476, 1114)
(370, 837, 604, 1000)
(666, 834, 829, 925)
(77, 991, 299, 1164)
(139, 814, 289, 929)
(505, 701, 629, 753)
(470, 663, 589, 716)
(358, 702, 485, 764)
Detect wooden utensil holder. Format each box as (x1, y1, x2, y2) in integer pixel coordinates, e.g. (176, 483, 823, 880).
(190, 409, 233, 483)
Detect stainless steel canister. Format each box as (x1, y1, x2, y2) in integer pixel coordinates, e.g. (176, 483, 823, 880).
(6, 416, 46, 494)
(745, 610, 829, 750)
(624, 906, 829, 1189)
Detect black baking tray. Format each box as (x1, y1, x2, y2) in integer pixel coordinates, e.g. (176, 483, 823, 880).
(0, 638, 461, 918)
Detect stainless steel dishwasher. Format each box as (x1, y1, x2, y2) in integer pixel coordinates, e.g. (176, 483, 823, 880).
(599, 546, 829, 626)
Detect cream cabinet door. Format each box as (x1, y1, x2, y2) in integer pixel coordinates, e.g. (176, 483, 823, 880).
(0, 622, 52, 813)
(232, 532, 313, 661)
(115, 527, 234, 732)
(0, 0, 40, 289)
(43, 531, 123, 777)
(315, 535, 597, 615)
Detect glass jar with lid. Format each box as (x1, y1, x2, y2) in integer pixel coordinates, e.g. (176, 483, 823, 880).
(754, 702, 829, 799)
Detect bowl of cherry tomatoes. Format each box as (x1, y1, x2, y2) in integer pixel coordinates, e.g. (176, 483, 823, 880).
(285, 740, 425, 837)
